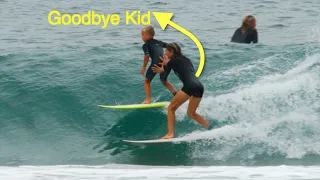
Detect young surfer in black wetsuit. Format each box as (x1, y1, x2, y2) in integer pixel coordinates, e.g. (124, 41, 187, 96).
(152, 42, 214, 139)
(231, 15, 258, 44)
(140, 25, 177, 104)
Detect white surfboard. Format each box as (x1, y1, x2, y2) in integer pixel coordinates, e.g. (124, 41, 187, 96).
(123, 129, 216, 144)
(123, 137, 187, 144)
(98, 101, 170, 110)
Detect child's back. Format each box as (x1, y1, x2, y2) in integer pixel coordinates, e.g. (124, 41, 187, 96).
(142, 38, 167, 66)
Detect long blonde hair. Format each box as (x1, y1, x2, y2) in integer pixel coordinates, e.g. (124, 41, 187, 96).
(241, 15, 256, 32)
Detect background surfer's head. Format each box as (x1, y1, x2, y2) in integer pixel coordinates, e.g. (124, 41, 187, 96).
(241, 15, 256, 32)
(141, 25, 155, 42)
(165, 42, 182, 59)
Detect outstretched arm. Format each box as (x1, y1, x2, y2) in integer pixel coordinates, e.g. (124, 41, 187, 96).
(152, 55, 170, 73)
(152, 62, 164, 73)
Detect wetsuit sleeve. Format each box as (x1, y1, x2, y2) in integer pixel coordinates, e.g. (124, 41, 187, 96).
(253, 30, 258, 43)
(231, 28, 241, 42)
(162, 42, 168, 47)
(161, 61, 172, 81)
(231, 30, 237, 42)
(159, 40, 167, 47)
(142, 44, 149, 55)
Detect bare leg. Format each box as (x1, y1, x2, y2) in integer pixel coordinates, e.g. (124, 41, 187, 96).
(142, 79, 151, 104)
(161, 80, 177, 95)
(187, 96, 210, 128)
(161, 90, 190, 139)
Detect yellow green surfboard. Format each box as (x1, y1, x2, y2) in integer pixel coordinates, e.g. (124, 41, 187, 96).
(98, 101, 170, 109)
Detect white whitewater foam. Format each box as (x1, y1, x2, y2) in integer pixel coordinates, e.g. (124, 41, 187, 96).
(167, 53, 320, 160)
(1, 165, 320, 180)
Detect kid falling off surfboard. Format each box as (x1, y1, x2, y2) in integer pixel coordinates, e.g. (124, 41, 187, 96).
(140, 25, 177, 104)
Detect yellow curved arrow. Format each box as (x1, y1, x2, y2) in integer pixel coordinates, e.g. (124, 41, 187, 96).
(152, 12, 205, 77)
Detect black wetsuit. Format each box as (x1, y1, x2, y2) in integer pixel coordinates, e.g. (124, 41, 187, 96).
(165, 55, 204, 98)
(142, 38, 170, 81)
(231, 28, 258, 44)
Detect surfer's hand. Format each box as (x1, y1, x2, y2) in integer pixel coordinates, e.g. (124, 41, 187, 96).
(152, 64, 164, 73)
(160, 55, 169, 65)
(140, 67, 146, 75)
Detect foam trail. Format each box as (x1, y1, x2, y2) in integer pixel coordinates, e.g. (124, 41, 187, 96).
(171, 53, 320, 161)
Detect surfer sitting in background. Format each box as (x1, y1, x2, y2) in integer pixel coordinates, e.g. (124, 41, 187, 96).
(140, 25, 177, 104)
(152, 42, 214, 139)
(231, 15, 258, 44)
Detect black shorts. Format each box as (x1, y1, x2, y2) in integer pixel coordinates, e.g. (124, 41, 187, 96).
(145, 63, 170, 82)
(181, 81, 204, 98)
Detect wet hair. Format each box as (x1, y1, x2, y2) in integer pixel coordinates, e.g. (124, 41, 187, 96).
(142, 25, 155, 37)
(166, 42, 182, 56)
(241, 15, 256, 32)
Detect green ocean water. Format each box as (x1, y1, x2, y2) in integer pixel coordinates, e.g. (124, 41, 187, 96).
(0, 0, 320, 169)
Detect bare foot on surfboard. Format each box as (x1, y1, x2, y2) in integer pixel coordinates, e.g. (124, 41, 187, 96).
(161, 134, 174, 139)
(141, 99, 151, 104)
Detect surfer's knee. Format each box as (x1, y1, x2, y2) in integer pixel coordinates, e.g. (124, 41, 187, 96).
(187, 110, 196, 119)
(144, 79, 150, 84)
(167, 104, 178, 112)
